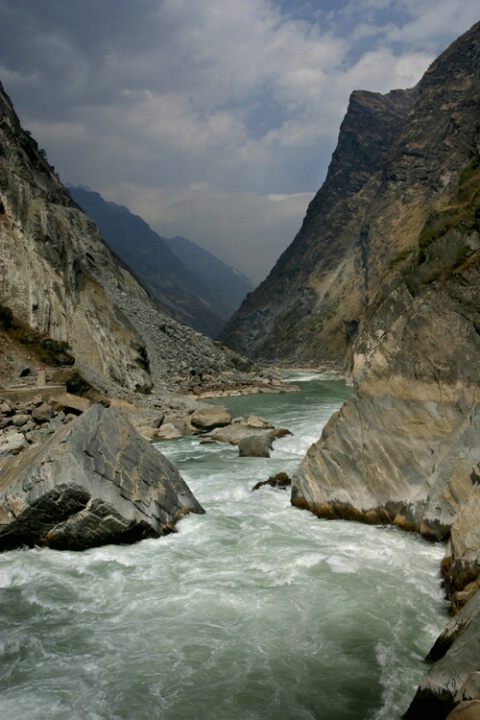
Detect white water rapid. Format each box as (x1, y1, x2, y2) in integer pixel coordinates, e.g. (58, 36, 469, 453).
(0, 373, 447, 719)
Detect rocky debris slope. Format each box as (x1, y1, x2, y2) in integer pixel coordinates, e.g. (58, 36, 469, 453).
(0, 80, 248, 396)
(0, 393, 91, 456)
(0, 403, 204, 551)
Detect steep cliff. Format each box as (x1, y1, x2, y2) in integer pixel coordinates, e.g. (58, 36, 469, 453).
(220, 87, 416, 365)
(290, 22, 480, 539)
(0, 82, 237, 394)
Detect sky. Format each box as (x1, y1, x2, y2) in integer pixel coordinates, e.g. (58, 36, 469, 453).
(1, 1, 479, 283)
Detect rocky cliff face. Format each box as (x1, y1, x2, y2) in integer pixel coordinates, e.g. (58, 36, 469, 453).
(220, 87, 416, 365)
(0, 82, 238, 394)
(290, 22, 480, 540)
(222, 24, 480, 375)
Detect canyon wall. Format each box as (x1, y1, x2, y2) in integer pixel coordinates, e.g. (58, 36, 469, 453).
(0, 82, 236, 394)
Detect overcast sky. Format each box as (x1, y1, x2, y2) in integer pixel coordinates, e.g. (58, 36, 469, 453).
(1, 1, 478, 283)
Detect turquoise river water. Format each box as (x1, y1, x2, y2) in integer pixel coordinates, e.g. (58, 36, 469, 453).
(0, 373, 447, 719)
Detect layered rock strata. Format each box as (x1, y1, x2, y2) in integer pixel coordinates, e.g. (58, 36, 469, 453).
(290, 22, 480, 540)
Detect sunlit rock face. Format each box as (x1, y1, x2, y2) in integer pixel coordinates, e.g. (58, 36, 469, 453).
(290, 21, 480, 539)
(0, 82, 236, 394)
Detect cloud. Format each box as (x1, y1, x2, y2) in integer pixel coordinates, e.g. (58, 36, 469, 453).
(1, 0, 478, 281)
(102, 181, 315, 284)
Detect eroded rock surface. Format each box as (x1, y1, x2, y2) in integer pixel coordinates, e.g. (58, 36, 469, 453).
(405, 591, 480, 719)
(0, 404, 204, 551)
(291, 22, 480, 540)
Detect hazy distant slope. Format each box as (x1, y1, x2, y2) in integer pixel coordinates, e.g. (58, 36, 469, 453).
(164, 235, 254, 321)
(69, 187, 226, 337)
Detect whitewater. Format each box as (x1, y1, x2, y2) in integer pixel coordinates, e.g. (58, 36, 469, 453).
(0, 373, 447, 719)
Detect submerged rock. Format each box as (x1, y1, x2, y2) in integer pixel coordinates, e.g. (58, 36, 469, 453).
(0, 404, 204, 551)
(252, 472, 291, 492)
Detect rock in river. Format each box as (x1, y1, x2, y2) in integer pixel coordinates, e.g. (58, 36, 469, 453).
(0, 404, 204, 551)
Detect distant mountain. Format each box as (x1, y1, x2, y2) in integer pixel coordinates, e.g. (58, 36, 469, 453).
(69, 187, 254, 337)
(163, 235, 255, 321)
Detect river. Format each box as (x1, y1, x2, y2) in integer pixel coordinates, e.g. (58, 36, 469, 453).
(0, 372, 447, 719)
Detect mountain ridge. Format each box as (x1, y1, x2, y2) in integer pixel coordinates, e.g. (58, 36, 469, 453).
(69, 187, 254, 338)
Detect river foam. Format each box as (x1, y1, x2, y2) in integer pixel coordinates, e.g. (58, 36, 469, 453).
(0, 374, 446, 720)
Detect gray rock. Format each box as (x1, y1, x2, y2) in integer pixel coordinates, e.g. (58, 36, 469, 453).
(246, 415, 274, 429)
(455, 674, 480, 704)
(0, 431, 29, 456)
(239, 434, 273, 458)
(156, 423, 184, 441)
(428, 591, 480, 663)
(24, 429, 50, 447)
(405, 599, 480, 719)
(190, 406, 232, 432)
(0, 404, 204, 551)
(49, 393, 91, 415)
(448, 483, 480, 594)
(31, 403, 53, 423)
(12, 414, 29, 427)
(446, 700, 480, 720)
(252, 472, 291, 492)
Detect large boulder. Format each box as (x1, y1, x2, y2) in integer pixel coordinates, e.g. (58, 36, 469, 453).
(291, 276, 480, 540)
(0, 404, 204, 551)
(0, 430, 29, 456)
(190, 405, 232, 432)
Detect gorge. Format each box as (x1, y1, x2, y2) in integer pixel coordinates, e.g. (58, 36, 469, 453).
(1, 18, 480, 720)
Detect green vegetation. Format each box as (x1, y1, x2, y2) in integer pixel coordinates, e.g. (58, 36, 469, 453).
(417, 158, 480, 260)
(458, 156, 480, 197)
(416, 149, 480, 257)
(388, 246, 414, 270)
(418, 207, 463, 252)
(0, 304, 74, 366)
